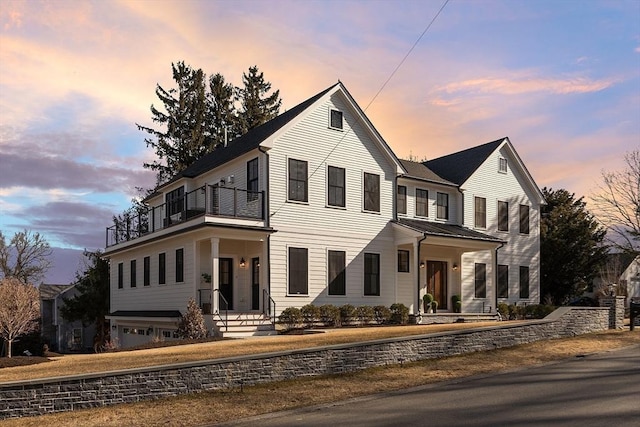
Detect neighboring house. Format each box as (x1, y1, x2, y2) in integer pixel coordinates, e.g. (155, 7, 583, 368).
(620, 256, 640, 301)
(40, 284, 96, 353)
(103, 82, 544, 345)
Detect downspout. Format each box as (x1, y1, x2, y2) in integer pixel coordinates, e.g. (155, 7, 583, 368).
(416, 234, 428, 317)
(494, 241, 505, 314)
(258, 146, 271, 298)
(457, 187, 465, 226)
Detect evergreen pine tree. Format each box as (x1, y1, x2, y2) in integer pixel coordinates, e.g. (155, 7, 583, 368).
(237, 65, 282, 134)
(206, 73, 238, 148)
(138, 61, 211, 185)
(540, 188, 608, 305)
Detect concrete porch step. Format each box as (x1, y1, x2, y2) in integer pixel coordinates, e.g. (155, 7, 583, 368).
(212, 312, 277, 338)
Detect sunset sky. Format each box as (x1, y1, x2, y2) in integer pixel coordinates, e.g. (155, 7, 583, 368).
(1, 0, 639, 284)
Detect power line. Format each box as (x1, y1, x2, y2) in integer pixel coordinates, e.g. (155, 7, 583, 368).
(268, 0, 450, 221)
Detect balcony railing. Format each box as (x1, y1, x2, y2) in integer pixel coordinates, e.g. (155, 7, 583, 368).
(106, 185, 264, 247)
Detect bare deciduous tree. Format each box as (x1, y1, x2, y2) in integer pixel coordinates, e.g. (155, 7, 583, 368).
(591, 150, 640, 256)
(0, 277, 40, 358)
(0, 230, 52, 284)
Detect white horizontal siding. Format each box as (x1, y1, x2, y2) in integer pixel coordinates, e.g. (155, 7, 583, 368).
(110, 235, 197, 312)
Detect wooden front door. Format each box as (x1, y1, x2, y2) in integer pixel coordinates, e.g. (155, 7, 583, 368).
(427, 261, 448, 310)
(251, 257, 260, 310)
(219, 258, 233, 310)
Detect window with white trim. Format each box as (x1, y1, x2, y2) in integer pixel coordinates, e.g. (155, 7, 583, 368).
(499, 157, 508, 173)
(498, 201, 509, 231)
(364, 253, 380, 296)
(288, 247, 308, 295)
(330, 109, 343, 130)
(475, 197, 486, 228)
(416, 189, 428, 217)
(437, 192, 449, 220)
(363, 173, 380, 212)
(328, 250, 346, 295)
(288, 158, 308, 202)
(397, 185, 407, 215)
(327, 166, 346, 207)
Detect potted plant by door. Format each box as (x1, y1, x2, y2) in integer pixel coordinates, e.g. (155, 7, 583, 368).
(423, 293, 434, 313)
(432, 300, 438, 314)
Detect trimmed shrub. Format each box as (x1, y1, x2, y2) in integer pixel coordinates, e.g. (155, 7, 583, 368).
(451, 295, 462, 313)
(423, 293, 434, 312)
(278, 307, 303, 331)
(300, 304, 320, 329)
(432, 300, 439, 313)
(355, 305, 375, 325)
(339, 304, 357, 325)
(373, 305, 392, 325)
(177, 298, 208, 340)
(497, 302, 509, 320)
(319, 304, 341, 327)
(390, 303, 410, 325)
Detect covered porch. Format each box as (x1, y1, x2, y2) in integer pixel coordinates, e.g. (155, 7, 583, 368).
(393, 219, 504, 318)
(194, 226, 276, 336)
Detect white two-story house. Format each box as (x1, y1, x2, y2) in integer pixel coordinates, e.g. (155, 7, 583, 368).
(104, 82, 544, 345)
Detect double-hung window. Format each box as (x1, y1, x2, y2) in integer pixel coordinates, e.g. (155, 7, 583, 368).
(288, 247, 308, 295)
(158, 253, 166, 285)
(130, 259, 137, 288)
(175, 249, 184, 283)
(364, 253, 380, 296)
(328, 250, 346, 295)
(247, 158, 259, 202)
(475, 197, 486, 228)
(498, 201, 509, 231)
(416, 189, 428, 217)
(397, 250, 410, 273)
(288, 159, 308, 202)
(143, 256, 150, 286)
(363, 173, 380, 212)
(519, 204, 530, 234)
(498, 264, 508, 298)
(519, 266, 530, 298)
(330, 109, 343, 130)
(397, 185, 407, 215)
(437, 192, 449, 220)
(327, 166, 346, 207)
(475, 263, 486, 298)
(117, 263, 123, 289)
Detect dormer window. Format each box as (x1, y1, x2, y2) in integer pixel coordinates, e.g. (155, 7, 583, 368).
(330, 109, 343, 130)
(499, 157, 508, 173)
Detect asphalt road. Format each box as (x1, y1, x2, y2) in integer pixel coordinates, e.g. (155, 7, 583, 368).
(220, 345, 640, 427)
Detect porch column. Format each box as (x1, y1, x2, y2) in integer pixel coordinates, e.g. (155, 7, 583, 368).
(261, 236, 269, 313)
(211, 237, 220, 314)
(490, 248, 497, 313)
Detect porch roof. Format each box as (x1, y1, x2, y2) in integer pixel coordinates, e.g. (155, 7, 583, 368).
(393, 218, 504, 244)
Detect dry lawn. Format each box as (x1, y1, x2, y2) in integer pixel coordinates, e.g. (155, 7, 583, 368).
(1, 326, 638, 427)
(1, 321, 511, 383)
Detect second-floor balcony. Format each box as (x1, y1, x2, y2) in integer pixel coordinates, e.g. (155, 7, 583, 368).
(106, 185, 265, 247)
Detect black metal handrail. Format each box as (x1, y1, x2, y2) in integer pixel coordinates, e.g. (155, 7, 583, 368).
(106, 185, 265, 247)
(262, 289, 276, 324)
(213, 289, 228, 332)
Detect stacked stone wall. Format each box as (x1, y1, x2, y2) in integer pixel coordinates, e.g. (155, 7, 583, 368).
(0, 306, 614, 419)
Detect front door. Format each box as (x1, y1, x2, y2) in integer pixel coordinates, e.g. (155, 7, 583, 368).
(251, 257, 260, 310)
(427, 261, 448, 310)
(219, 258, 233, 310)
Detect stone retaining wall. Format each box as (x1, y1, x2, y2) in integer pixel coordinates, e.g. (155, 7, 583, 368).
(0, 306, 612, 419)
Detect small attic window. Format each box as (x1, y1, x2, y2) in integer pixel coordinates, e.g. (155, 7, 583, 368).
(498, 157, 508, 174)
(330, 109, 343, 130)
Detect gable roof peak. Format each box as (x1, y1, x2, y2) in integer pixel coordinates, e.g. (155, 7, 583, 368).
(424, 137, 509, 185)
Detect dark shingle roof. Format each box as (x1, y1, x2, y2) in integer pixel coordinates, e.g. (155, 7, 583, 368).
(107, 310, 183, 318)
(39, 284, 74, 300)
(394, 218, 504, 243)
(158, 83, 340, 189)
(399, 159, 456, 186)
(425, 138, 505, 185)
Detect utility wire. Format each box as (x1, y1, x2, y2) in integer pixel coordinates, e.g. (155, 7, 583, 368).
(268, 0, 450, 220)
